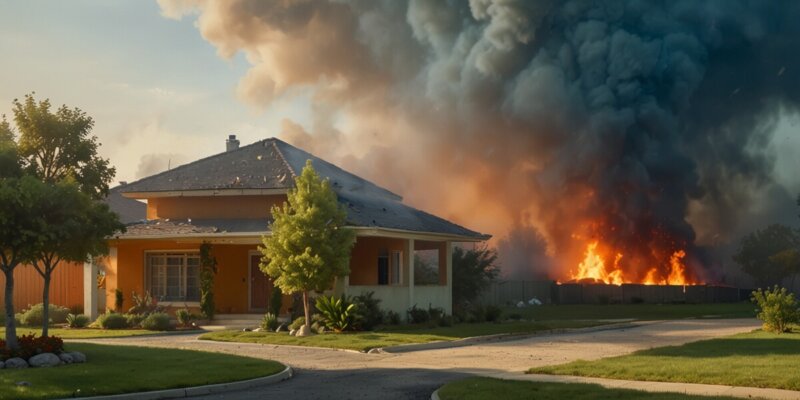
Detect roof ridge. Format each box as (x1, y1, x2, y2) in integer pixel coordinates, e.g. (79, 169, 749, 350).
(271, 139, 297, 178)
(120, 138, 271, 191)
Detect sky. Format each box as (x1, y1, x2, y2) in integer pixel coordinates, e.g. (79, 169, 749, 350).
(0, 0, 315, 183)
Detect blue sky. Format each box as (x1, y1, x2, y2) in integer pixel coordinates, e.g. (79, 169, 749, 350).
(0, 0, 313, 183)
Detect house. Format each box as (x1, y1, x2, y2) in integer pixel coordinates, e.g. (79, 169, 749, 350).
(84, 136, 489, 320)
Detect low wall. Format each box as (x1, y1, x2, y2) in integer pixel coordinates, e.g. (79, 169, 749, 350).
(480, 280, 751, 306)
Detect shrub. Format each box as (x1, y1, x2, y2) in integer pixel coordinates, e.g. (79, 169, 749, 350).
(352, 291, 383, 330)
(16, 303, 71, 326)
(315, 295, 358, 332)
(507, 312, 522, 321)
(199, 243, 218, 320)
(0, 334, 64, 361)
(270, 286, 283, 316)
(261, 312, 279, 331)
(66, 313, 90, 328)
(176, 309, 195, 327)
(385, 310, 401, 325)
(128, 291, 164, 316)
(98, 312, 128, 329)
(484, 305, 503, 322)
(124, 313, 144, 328)
(438, 315, 455, 327)
(751, 286, 799, 333)
(467, 304, 486, 323)
(407, 305, 430, 324)
(141, 312, 172, 331)
(289, 316, 306, 331)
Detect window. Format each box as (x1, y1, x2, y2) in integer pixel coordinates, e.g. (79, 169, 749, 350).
(390, 251, 403, 285)
(146, 252, 200, 302)
(377, 250, 389, 285)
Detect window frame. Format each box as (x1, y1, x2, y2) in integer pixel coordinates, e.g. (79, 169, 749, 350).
(144, 250, 201, 303)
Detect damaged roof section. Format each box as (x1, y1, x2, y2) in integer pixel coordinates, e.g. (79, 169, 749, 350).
(120, 218, 271, 238)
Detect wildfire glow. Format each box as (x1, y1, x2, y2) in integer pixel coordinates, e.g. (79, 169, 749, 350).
(569, 241, 700, 286)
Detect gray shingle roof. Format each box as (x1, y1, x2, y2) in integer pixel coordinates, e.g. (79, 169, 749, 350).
(104, 188, 146, 224)
(117, 138, 488, 240)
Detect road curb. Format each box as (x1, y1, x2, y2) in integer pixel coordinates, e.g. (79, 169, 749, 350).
(371, 321, 642, 354)
(67, 365, 293, 400)
(430, 388, 442, 400)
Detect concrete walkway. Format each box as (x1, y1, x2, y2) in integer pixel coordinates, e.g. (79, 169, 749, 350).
(72, 318, 782, 400)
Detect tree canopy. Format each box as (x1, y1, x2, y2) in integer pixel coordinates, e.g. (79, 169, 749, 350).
(733, 224, 799, 287)
(452, 245, 499, 311)
(10, 93, 114, 199)
(260, 160, 356, 334)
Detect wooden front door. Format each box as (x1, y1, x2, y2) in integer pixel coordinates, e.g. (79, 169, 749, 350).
(249, 255, 270, 311)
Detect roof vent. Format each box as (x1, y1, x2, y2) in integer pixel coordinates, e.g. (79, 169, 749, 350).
(226, 134, 240, 152)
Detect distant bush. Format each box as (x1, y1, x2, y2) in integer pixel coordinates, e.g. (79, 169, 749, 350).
(407, 305, 430, 324)
(98, 312, 128, 329)
(16, 303, 70, 326)
(141, 313, 172, 331)
(289, 316, 306, 331)
(261, 312, 279, 331)
(124, 313, 144, 328)
(176, 309, 196, 327)
(66, 313, 90, 328)
(484, 305, 503, 322)
(437, 315, 455, 327)
(467, 304, 486, 323)
(352, 291, 383, 330)
(507, 312, 522, 321)
(385, 310, 401, 325)
(751, 286, 799, 333)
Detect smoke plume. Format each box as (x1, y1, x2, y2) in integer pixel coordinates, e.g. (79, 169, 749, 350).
(160, 0, 800, 283)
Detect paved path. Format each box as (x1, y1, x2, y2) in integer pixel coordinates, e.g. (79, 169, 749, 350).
(76, 319, 763, 399)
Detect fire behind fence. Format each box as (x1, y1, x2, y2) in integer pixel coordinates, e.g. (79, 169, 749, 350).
(478, 281, 753, 306)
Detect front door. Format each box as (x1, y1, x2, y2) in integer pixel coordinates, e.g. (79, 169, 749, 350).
(249, 254, 270, 311)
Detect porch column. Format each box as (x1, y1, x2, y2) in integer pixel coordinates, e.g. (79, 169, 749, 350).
(83, 258, 98, 321)
(445, 241, 453, 315)
(406, 238, 415, 316)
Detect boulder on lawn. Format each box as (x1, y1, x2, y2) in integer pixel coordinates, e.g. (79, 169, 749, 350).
(69, 352, 87, 363)
(275, 323, 287, 332)
(5, 357, 29, 369)
(289, 329, 296, 336)
(29, 353, 61, 368)
(59, 353, 74, 364)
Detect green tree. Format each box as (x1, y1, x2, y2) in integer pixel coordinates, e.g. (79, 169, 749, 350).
(452, 245, 499, 312)
(733, 224, 799, 287)
(0, 176, 50, 349)
(0, 118, 21, 178)
(11, 93, 114, 199)
(259, 160, 356, 336)
(30, 182, 123, 337)
(199, 242, 218, 320)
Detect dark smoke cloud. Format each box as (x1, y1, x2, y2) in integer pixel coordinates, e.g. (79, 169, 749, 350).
(161, 0, 800, 282)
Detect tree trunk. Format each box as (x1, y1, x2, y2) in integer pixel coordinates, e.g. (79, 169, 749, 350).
(42, 273, 51, 338)
(3, 269, 18, 350)
(303, 290, 311, 329)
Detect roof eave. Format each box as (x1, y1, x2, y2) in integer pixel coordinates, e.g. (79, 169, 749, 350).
(120, 188, 290, 199)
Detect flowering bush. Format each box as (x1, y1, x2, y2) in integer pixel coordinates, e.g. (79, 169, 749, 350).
(0, 334, 64, 360)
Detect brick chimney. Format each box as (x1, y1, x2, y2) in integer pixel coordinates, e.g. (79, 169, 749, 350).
(226, 134, 240, 152)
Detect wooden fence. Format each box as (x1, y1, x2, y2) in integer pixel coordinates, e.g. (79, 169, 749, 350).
(0, 262, 84, 312)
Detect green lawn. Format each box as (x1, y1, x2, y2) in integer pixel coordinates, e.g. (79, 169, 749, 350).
(1, 327, 199, 339)
(0, 343, 285, 400)
(505, 303, 756, 321)
(530, 329, 800, 390)
(200, 320, 605, 352)
(437, 377, 739, 400)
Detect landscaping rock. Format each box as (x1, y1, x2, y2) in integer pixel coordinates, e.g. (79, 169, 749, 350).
(253, 328, 262, 332)
(5, 357, 28, 369)
(296, 324, 312, 336)
(289, 329, 297, 336)
(29, 353, 61, 367)
(69, 352, 87, 363)
(275, 323, 287, 332)
(59, 353, 74, 364)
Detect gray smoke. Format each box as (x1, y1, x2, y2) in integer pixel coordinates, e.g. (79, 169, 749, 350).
(161, 0, 800, 282)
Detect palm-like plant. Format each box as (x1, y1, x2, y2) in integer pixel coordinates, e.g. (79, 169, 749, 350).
(315, 295, 358, 333)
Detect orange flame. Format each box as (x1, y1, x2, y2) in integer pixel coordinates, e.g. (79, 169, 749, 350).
(570, 241, 699, 285)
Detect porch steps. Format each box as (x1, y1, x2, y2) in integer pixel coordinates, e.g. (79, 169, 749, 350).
(203, 314, 264, 330)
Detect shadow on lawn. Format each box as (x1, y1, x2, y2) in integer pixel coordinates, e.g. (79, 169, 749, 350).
(640, 334, 800, 358)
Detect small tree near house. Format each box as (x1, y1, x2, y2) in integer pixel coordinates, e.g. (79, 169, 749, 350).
(199, 242, 218, 320)
(260, 160, 356, 336)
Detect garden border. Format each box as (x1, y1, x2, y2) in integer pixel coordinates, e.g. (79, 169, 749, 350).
(70, 365, 293, 400)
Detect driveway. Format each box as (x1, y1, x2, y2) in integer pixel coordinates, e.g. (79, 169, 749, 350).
(76, 318, 760, 399)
